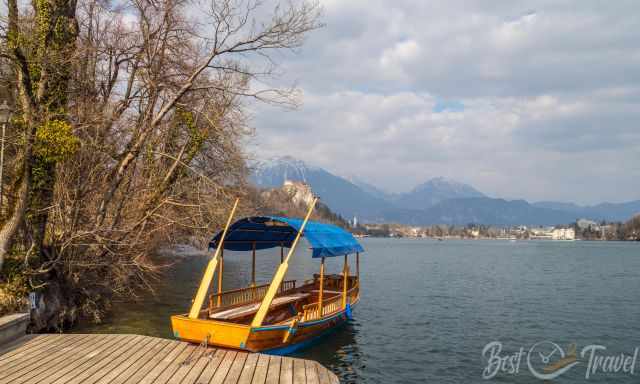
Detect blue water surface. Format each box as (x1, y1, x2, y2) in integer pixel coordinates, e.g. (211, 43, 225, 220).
(80, 238, 640, 384)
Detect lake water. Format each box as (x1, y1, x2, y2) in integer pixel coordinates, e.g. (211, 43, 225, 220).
(79, 238, 640, 383)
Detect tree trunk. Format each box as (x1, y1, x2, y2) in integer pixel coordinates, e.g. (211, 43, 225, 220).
(0, 177, 29, 271)
(1, 0, 78, 271)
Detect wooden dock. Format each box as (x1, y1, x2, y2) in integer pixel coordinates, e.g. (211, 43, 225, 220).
(0, 334, 339, 384)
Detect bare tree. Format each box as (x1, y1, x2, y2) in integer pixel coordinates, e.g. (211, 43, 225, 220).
(0, 0, 321, 327)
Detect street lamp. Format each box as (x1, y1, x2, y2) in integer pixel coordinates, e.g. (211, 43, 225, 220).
(0, 100, 12, 210)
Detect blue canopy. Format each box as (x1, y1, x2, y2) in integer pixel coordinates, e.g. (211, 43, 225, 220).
(209, 216, 364, 258)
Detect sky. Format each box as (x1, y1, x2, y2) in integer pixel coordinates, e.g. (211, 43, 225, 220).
(248, 0, 640, 204)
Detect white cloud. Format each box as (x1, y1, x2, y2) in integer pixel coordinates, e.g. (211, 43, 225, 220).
(249, 1, 640, 204)
(380, 40, 420, 68)
(491, 11, 537, 50)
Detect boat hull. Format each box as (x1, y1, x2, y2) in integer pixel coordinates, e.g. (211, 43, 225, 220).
(247, 309, 350, 353)
(171, 304, 354, 354)
(170, 315, 251, 348)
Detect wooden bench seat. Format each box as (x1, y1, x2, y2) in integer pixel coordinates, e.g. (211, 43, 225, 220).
(210, 293, 310, 320)
(311, 289, 342, 295)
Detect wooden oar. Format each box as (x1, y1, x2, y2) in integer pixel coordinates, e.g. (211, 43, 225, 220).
(188, 198, 239, 319)
(250, 197, 318, 327)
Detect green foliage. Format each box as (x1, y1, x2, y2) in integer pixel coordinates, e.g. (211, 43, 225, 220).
(177, 109, 207, 158)
(1, 257, 28, 288)
(34, 120, 79, 163)
(316, 202, 350, 229)
(27, 0, 77, 109)
(0, 257, 30, 316)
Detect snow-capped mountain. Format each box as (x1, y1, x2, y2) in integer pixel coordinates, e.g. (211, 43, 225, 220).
(251, 156, 317, 187)
(250, 157, 640, 225)
(251, 157, 395, 221)
(393, 176, 486, 209)
(343, 174, 394, 201)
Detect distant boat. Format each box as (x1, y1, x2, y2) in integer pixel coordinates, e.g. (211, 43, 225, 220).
(171, 198, 364, 355)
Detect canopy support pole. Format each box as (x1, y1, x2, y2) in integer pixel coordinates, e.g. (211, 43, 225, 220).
(250, 197, 318, 328)
(217, 249, 224, 306)
(356, 252, 360, 280)
(280, 243, 284, 264)
(318, 257, 325, 316)
(251, 242, 256, 287)
(188, 198, 239, 319)
(342, 254, 349, 309)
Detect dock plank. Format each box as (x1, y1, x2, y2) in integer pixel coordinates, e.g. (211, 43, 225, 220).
(0, 334, 89, 377)
(70, 335, 152, 384)
(237, 353, 259, 384)
(6, 334, 111, 384)
(48, 334, 132, 384)
(250, 353, 271, 384)
(36, 334, 126, 384)
(0, 335, 39, 359)
(265, 355, 282, 384)
(194, 349, 227, 384)
(305, 360, 320, 384)
(0, 335, 55, 370)
(279, 357, 293, 384)
(293, 359, 306, 384)
(223, 352, 248, 384)
(94, 336, 164, 384)
(0, 333, 339, 384)
(179, 347, 216, 384)
(59, 335, 145, 384)
(210, 350, 237, 384)
(149, 343, 197, 384)
(166, 346, 206, 384)
(109, 338, 175, 384)
(83, 335, 154, 384)
(0, 334, 72, 369)
(316, 362, 331, 384)
(134, 341, 189, 384)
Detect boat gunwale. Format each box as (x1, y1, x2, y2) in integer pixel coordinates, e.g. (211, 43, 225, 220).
(252, 302, 355, 332)
(172, 284, 359, 331)
(171, 314, 252, 330)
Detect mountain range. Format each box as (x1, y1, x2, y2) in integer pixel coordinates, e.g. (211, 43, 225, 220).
(250, 157, 640, 226)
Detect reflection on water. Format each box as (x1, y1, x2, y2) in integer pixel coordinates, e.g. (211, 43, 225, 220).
(294, 322, 363, 383)
(78, 239, 640, 383)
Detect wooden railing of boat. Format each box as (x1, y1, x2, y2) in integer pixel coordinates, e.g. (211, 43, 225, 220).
(302, 295, 341, 321)
(208, 280, 297, 315)
(301, 280, 359, 321)
(348, 280, 360, 304)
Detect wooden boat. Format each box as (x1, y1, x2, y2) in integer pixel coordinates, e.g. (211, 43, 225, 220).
(171, 198, 364, 354)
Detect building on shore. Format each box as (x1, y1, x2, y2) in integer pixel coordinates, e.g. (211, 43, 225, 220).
(577, 218, 600, 231)
(552, 227, 575, 240)
(529, 227, 554, 239)
(529, 226, 575, 240)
